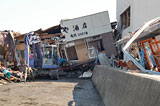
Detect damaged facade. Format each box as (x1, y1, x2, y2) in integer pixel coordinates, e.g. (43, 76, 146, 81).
(116, 0, 160, 73)
(5, 7, 160, 84)
(116, 0, 160, 61)
(14, 25, 62, 70)
(60, 11, 116, 62)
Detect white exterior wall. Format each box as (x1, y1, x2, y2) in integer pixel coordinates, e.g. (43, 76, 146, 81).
(116, 0, 133, 38)
(61, 11, 112, 42)
(117, 0, 160, 38)
(132, 0, 160, 32)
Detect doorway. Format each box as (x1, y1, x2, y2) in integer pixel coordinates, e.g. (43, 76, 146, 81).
(66, 46, 78, 60)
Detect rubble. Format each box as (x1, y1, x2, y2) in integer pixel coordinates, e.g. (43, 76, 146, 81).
(79, 70, 93, 78)
(1, 12, 160, 87)
(98, 52, 111, 67)
(0, 31, 23, 85)
(0, 67, 22, 85)
(0, 12, 116, 82)
(116, 17, 160, 75)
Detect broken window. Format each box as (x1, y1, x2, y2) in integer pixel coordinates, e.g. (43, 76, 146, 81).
(42, 46, 58, 66)
(120, 7, 130, 29)
(87, 39, 104, 52)
(87, 39, 104, 58)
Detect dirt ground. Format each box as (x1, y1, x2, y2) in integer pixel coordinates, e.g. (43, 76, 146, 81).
(0, 77, 104, 106)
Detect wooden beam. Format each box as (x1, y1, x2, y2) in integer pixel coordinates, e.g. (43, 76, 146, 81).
(42, 39, 56, 44)
(14, 34, 25, 41)
(40, 33, 62, 39)
(16, 43, 25, 50)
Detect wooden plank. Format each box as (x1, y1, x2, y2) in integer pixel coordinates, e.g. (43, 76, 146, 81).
(14, 34, 25, 41)
(75, 43, 89, 61)
(16, 43, 25, 50)
(40, 33, 61, 39)
(15, 33, 62, 41)
(42, 39, 56, 44)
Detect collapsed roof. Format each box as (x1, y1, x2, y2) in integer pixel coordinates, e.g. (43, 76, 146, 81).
(121, 17, 160, 74)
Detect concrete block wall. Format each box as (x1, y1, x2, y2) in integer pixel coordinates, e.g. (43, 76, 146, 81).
(92, 65, 160, 106)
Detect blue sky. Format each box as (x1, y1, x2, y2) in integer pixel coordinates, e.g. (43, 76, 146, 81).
(0, 0, 116, 34)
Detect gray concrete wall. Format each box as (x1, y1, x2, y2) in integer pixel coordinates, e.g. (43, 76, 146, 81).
(92, 65, 160, 106)
(101, 32, 117, 57)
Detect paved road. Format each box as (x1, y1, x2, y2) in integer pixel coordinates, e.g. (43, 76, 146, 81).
(0, 78, 104, 106)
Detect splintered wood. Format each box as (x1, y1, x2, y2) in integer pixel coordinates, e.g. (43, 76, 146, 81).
(0, 65, 22, 85)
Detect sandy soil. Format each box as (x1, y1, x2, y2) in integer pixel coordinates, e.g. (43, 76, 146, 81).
(0, 78, 104, 106)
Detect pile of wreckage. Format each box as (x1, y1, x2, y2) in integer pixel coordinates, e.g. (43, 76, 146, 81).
(2, 16, 160, 85)
(0, 25, 96, 85)
(0, 31, 23, 85)
(87, 17, 160, 76)
(0, 25, 63, 85)
(0, 11, 116, 84)
(114, 17, 160, 75)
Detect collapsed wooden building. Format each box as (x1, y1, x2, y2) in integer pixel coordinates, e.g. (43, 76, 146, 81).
(14, 25, 62, 69)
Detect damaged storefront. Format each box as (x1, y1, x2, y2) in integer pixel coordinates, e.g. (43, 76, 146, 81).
(60, 11, 117, 62)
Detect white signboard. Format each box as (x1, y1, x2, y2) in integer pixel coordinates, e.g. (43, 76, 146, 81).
(60, 11, 112, 42)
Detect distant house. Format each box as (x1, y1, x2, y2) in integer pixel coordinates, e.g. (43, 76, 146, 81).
(60, 11, 116, 61)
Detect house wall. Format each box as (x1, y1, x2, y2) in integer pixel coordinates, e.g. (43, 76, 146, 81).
(116, 0, 133, 38)
(75, 43, 89, 61)
(61, 11, 112, 42)
(132, 0, 160, 32)
(65, 31, 116, 61)
(117, 0, 160, 38)
(101, 32, 117, 57)
(64, 40, 89, 61)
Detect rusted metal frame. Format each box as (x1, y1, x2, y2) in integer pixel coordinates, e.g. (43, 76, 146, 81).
(153, 38, 160, 50)
(140, 38, 152, 43)
(148, 40, 159, 69)
(150, 38, 160, 71)
(143, 43, 152, 70)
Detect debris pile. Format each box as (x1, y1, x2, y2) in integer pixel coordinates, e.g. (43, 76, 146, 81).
(115, 17, 160, 75)
(1, 13, 160, 85)
(0, 65, 22, 85)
